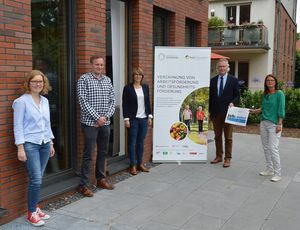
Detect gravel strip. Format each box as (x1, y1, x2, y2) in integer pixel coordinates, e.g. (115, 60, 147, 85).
(42, 163, 159, 212)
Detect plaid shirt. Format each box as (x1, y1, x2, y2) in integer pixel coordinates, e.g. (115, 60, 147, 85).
(77, 72, 115, 126)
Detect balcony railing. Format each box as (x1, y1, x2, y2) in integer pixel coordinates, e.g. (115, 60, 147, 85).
(208, 25, 268, 47)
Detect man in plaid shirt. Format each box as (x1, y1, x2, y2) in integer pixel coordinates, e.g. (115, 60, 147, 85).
(77, 55, 115, 197)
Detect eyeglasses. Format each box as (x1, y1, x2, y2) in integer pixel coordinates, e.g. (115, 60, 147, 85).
(31, 81, 44, 85)
(266, 80, 275, 82)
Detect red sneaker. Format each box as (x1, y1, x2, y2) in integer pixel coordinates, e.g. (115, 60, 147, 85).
(27, 211, 45, 226)
(36, 205, 50, 220)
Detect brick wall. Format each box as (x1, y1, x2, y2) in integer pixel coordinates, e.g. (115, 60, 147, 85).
(0, 0, 32, 225)
(76, 0, 106, 186)
(273, 2, 296, 82)
(131, 0, 208, 163)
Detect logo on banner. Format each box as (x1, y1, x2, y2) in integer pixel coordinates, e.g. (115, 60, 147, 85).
(189, 152, 197, 155)
(158, 53, 165, 60)
(156, 151, 160, 154)
(185, 55, 190, 59)
(163, 152, 168, 155)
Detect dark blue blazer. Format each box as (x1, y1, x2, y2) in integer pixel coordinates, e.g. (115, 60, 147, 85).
(122, 83, 152, 120)
(209, 74, 240, 117)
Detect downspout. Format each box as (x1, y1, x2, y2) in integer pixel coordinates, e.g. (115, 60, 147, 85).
(275, 0, 281, 77)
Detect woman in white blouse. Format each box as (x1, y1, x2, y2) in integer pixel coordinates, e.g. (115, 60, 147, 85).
(122, 68, 152, 175)
(13, 70, 55, 226)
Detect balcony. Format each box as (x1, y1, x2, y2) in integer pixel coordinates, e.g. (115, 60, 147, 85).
(208, 25, 270, 53)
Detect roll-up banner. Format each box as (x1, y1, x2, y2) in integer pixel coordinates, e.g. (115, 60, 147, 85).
(153, 47, 211, 163)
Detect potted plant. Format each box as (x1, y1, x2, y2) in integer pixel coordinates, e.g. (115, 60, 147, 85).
(208, 17, 225, 46)
(208, 16, 225, 28)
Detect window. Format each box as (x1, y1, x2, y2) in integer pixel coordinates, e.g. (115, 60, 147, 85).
(153, 7, 169, 46)
(226, 4, 250, 25)
(228, 61, 249, 92)
(31, 0, 77, 184)
(185, 18, 196, 47)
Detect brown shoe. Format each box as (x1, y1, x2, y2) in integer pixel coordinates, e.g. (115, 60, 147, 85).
(130, 165, 137, 175)
(97, 179, 115, 190)
(223, 159, 231, 167)
(210, 156, 223, 164)
(137, 164, 149, 172)
(81, 186, 93, 197)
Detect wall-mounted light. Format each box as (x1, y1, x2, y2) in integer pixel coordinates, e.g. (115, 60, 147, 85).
(211, 9, 215, 17)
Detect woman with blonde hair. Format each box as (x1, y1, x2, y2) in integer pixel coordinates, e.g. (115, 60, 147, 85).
(122, 68, 152, 175)
(13, 70, 55, 226)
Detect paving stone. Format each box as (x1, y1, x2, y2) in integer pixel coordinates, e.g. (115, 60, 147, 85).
(220, 214, 265, 230)
(180, 213, 226, 230)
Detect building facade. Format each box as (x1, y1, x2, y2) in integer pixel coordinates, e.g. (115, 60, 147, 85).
(0, 0, 208, 225)
(208, 0, 297, 91)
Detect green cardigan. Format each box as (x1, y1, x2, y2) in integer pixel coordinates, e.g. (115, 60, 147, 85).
(261, 90, 285, 125)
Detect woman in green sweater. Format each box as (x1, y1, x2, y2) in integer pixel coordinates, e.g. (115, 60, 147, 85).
(249, 74, 285, 182)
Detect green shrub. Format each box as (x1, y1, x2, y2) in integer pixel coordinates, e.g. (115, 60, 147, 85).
(237, 88, 300, 127)
(208, 17, 225, 27)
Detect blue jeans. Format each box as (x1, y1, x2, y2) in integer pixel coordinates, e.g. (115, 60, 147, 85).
(24, 142, 50, 213)
(80, 124, 110, 187)
(127, 118, 148, 166)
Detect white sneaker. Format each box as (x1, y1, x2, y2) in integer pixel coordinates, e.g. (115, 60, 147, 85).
(36, 206, 50, 220)
(271, 174, 281, 182)
(260, 169, 274, 176)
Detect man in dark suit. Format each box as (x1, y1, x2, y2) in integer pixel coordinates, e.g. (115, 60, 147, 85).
(209, 59, 240, 167)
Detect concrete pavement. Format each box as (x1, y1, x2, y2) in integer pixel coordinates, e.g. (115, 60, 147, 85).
(2, 131, 300, 230)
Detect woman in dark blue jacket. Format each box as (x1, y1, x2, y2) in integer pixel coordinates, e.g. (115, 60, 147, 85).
(122, 68, 152, 175)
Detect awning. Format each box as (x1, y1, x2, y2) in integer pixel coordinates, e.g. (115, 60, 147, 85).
(211, 52, 230, 60)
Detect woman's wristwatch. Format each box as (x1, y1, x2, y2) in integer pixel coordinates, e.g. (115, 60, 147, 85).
(277, 125, 282, 128)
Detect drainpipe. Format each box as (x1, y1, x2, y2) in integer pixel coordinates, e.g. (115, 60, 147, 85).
(275, 0, 281, 77)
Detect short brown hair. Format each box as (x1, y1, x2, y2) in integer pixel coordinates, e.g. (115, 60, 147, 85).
(131, 67, 144, 85)
(21, 70, 52, 95)
(90, 55, 104, 64)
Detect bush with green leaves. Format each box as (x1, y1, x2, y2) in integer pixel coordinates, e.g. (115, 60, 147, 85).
(237, 87, 300, 127)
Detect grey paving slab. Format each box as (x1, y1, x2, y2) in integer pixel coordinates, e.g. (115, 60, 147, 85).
(286, 180, 300, 193)
(235, 185, 284, 219)
(100, 193, 149, 214)
(262, 175, 292, 189)
(65, 219, 110, 230)
(190, 165, 224, 181)
(58, 194, 114, 214)
(44, 215, 85, 229)
(170, 177, 207, 192)
(200, 177, 235, 193)
(275, 191, 300, 211)
(112, 201, 166, 228)
(234, 165, 268, 188)
(139, 221, 179, 230)
(128, 181, 170, 197)
(152, 199, 202, 227)
(143, 187, 189, 206)
(220, 214, 265, 230)
(199, 197, 243, 219)
(179, 189, 220, 208)
(80, 206, 121, 223)
(180, 214, 226, 230)
(153, 168, 191, 184)
(262, 207, 300, 230)
(218, 184, 255, 203)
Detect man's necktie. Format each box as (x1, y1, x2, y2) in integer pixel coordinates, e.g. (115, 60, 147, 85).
(219, 77, 223, 98)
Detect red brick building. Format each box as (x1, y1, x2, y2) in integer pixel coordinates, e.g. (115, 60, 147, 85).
(0, 0, 208, 225)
